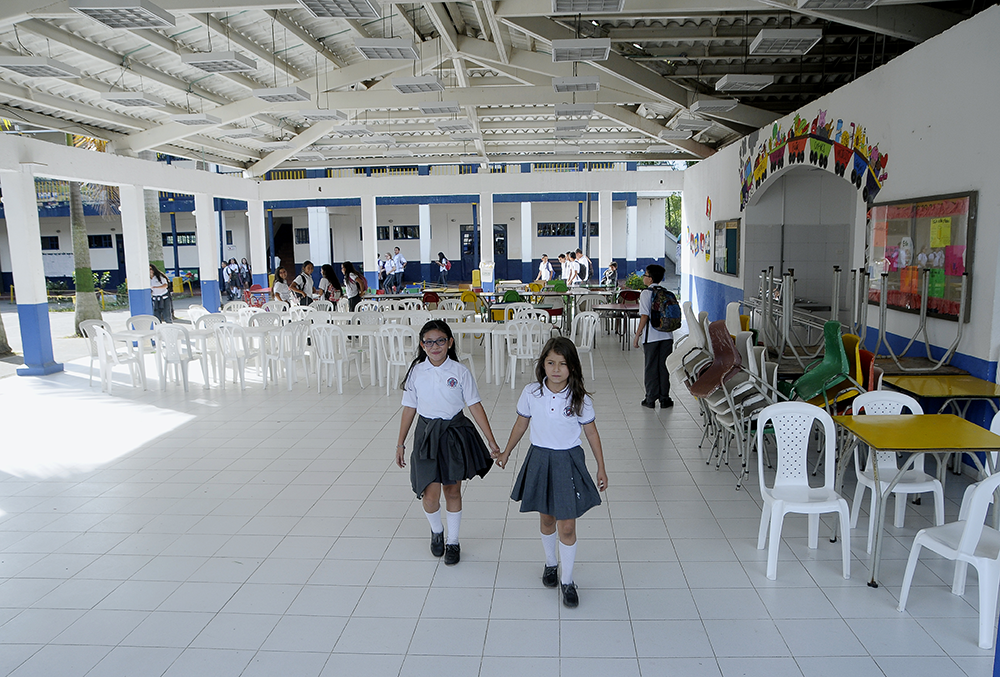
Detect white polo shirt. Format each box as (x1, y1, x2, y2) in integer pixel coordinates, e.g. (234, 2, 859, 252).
(538, 260, 553, 281)
(516, 381, 595, 450)
(402, 358, 481, 419)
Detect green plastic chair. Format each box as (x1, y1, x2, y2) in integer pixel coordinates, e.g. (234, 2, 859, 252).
(551, 280, 567, 293)
(789, 321, 851, 408)
(502, 289, 523, 303)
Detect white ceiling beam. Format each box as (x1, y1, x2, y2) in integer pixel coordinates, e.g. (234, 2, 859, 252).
(481, 1, 509, 65)
(446, 3, 467, 36)
(424, 2, 461, 54)
(265, 10, 347, 68)
(292, 84, 649, 109)
(247, 120, 340, 177)
(0, 80, 148, 131)
(594, 104, 714, 158)
(496, 0, 762, 17)
(755, 0, 964, 42)
(155, 143, 248, 168)
(25, 0, 300, 20)
(472, 2, 492, 42)
(189, 14, 306, 82)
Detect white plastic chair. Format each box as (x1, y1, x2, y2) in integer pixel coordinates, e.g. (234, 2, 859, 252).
(848, 392, 944, 553)
(392, 299, 424, 311)
(262, 300, 288, 314)
(312, 300, 335, 312)
(187, 304, 209, 327)
(504, 320, 545, 390)
(79, 319, 112, 386)
(155, 324, 204, 393)
(335, 298, 350, 313)
(356, 300, 380, 312)
(127, 314, 160, 332)
(439, 299, 463, 311)
(93, 325, 144, 394)
(570, 311, 599, 380)
(898, 471, 1000, 649)
(406, 310, 432, 328)
(311, 324, 363, 394)
(453, 329, 475, 377)
(756, 402, 851, 581)
(237, 306, 261, 326)
(309, 311, 334, 325)
(288, 305, 315, 323)
(957, 411, 1000, 522)
(223, 300, 248, 312)
(725, 301, 742, 336)
(378, 325, 418, 395)
(263, 321, 311, 391)
(514, 308, 550, 324)
(214, 324, 251, 391)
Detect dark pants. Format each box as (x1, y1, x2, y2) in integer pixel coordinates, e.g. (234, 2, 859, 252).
(152, 294, 173, 323)
(643, 339, 673, 403)
(438, 270, 448, 286)
(348, 294, 361, 312)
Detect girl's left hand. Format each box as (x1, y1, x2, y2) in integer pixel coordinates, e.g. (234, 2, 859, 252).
(596, 469, 608, 492)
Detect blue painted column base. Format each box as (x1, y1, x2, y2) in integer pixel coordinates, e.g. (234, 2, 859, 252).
(16, 303, 63, 376)
(522, 261, 533, 282)
(421, 263, 433, 284)
(201, 280, 221, 312)
(128, 288, 153, 318)
(364, 271, 378, 292)
(252, 273, 269, 288)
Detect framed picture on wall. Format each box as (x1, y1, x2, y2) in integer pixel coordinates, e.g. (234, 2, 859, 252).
(866, 191, 976, 322)
(713, 218, 740, 276)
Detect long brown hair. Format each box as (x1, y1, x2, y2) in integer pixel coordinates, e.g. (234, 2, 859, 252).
(534, 337, 590, 416)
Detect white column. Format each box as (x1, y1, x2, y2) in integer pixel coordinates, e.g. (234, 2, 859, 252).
(599, 190, 613, 277)
(194, 193, 221, 311)
(360, 193, 378, 288)
(479, 193, 495, 292)
(0, 169, 62, 374)
(307, 206, 331, 266)
(520, 201, 532, 282)
(118, 184, 152, 316)
(626, 200, 638, 263)
(418, 204, 431, 279)
(247, 199, 267, 287)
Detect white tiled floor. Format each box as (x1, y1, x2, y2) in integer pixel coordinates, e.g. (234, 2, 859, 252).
(0, 327, 995, 676)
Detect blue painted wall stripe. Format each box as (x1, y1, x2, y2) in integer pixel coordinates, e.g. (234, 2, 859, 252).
(15, 302, 63, 376)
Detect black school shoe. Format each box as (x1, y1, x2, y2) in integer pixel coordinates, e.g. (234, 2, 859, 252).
(660, 398, 674, 408)
(561, 582, 579, 608)
(640, 400, 656, 409)
(430, 531, 444, 558)
(542, 565, 559, 588)
(444, 543, 461, 565)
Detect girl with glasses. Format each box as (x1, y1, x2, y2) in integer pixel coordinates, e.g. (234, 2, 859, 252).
(395, 320, 501, 565)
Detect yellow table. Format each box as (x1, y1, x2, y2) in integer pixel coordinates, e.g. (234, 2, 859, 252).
(883, 374, 1000, 415)
(833, 414, 1000, 587)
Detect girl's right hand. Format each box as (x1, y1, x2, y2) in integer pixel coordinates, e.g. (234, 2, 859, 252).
(493, 450, 510, 469)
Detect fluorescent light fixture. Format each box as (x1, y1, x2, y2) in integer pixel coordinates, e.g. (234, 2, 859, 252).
(354, 38, 419, 60)
(260, 141, 293, 150)
(556, 120, 589, 132)
(798, 0, 875, 8)
(181, 51, 257, 73)
(555, 103, 594, 117)
(552, 76, 599, 93)
(101, 90, 166, 107)
(555, 145, 581, 154)
(690, 98, 739, 113)
(253, 87, 310, 103)
(298, 109, 347, 120)
(435, 120, 473, 133)
(553, 131, 583, 139)
(551, 38, 611, 62)
(364, 135, 397, 145)
(69, 0, 175, 28)
(169, 113, 221, 126)
(392, 76, 444, 94)
(450, 132, 480, 141)
(749, 28, 823, 56)
(222, 129, 265, 138)
(419, 101, 461, 115)
(385, 148, 414, 157)
(716, 74, 774, 92)
(0, 57, 80, 78)
(553, 0, 623, 11)
(646, 144, 684, 153)
(294, 152, 325, 161)
(658, 129, 693, 140)
(674, 118, 712, 131)
(335, 125, 374, 136)
(297, 0, 379, 18)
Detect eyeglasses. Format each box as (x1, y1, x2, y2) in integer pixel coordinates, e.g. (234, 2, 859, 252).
(421, 338, 449, 348)
(642, 273, 651, 278)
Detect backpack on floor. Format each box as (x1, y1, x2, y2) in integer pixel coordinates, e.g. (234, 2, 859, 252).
(648, 285, 682, 333)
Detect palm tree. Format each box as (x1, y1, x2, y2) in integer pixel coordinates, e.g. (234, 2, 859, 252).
(139, 150, 165, 272)
(69, 180, 103, 334)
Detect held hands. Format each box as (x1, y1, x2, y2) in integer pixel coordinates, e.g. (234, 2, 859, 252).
(492, 447, 511, 470)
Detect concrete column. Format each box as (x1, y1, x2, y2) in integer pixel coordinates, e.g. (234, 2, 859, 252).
(194, 193, 221, 311)
(626, 196, 638, 265)
(360, 194, 378, 289)
(247, 199, 268, 287)
(599, 190, 613, 279)
(118, 184, 152, 317)
(520, 201, 533, 282)
(479, 194, 495, 292)
(418, 203, 432, 282)
(0, 169, 62, 375)
(307, 206, 331, 274)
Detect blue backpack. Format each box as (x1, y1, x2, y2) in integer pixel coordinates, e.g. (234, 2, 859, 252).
(648, 285, 682, 333)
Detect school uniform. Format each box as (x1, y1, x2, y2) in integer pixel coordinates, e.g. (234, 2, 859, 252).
(638, 283, 674, 404)
(510, 381, 602, 520)
(402, 358, 493, 497)
(538, 260, 553, 282)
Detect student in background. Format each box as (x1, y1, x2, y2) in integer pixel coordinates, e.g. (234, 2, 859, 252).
(536, 254, 553, 283)
(633, 264, 674, 409)
(437, 252, 450, 286)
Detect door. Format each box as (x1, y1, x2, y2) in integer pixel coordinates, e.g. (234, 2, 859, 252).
(113, 234, 126, 288)
(460, 224, 509, 281)
(460, 224, 475, 282)
(493, 224, 508, 280)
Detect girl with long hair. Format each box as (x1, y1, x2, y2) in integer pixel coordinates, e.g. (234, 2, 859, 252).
(494, 337, 608, 608)
(341, 261, 363, 311)
(149, 264, 173, 323)
(395, 320, 501, 565)
(318, 264, 342, 301)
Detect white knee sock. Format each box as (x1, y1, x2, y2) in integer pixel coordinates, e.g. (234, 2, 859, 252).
(559, 541, 577, 585)
(424, 508, 443, 534)
(446, 510, 462, 545)
(541, 531, 558, 567)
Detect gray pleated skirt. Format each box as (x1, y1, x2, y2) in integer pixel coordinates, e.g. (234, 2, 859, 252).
(510, 445, 602, 520)
(410, 413, 493, 498)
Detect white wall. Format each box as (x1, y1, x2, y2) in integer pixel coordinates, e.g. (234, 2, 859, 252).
(683, 6, 1000, 369)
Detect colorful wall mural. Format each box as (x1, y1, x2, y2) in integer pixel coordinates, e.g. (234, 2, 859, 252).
(739, 109, 889, 211)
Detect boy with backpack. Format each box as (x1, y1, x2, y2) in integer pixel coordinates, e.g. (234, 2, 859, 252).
(633, 264, 681, 409)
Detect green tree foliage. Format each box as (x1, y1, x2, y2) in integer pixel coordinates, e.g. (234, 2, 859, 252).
(664, 193, 682, 237)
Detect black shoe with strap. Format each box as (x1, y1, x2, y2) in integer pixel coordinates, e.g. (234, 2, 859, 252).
(542, 565, 558, 588)
(444, 543, 461, 565)
(561, 582, 579, 608)
(430, 531, 444, 558)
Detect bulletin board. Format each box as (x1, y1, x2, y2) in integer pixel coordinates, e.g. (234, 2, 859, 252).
(713, 218, 740, 276)
(867, 191, 976, 322)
